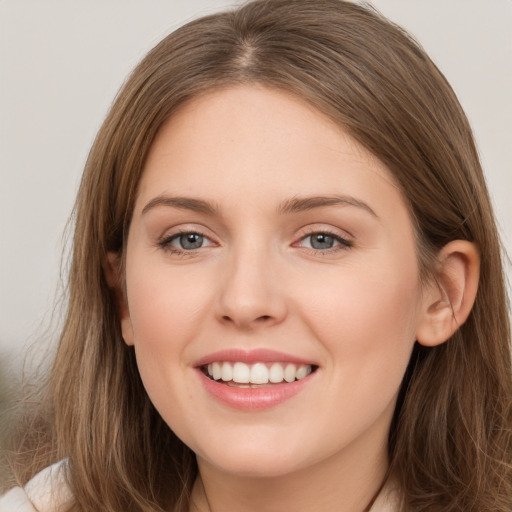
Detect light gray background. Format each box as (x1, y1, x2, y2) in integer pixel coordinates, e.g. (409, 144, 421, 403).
(1, 1, 511, 376)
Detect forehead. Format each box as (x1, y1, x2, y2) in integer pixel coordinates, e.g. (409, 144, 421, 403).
(143, 85, 396, 186)
(136, 85, 405, 220)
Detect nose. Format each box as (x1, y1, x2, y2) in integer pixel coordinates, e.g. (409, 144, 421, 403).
(215, 246, 288, 330)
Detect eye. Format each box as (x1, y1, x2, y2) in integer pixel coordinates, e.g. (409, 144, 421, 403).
(297, 231, 352, 252)
(306, 233, 336, 250)
(159, 231, 215, 253)
(175, 232, 206, 250)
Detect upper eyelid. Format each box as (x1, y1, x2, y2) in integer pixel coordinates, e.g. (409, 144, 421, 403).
(158, 224, 217, 240)
(160, 229, 216, 246)
(295, 224, 353, 241)
(156, 224, 353, 247)
(295, 231, 352, 248)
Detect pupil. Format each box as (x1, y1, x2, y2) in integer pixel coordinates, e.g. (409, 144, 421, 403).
(180, 233, 203, 249)
(311, 233, 334, 249)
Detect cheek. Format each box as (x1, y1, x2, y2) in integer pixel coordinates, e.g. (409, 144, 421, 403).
(304, 269, 421, 442)
(124, 265, 210, 420)
(127, 261, 211, 348)
(297, 256, 421, 380)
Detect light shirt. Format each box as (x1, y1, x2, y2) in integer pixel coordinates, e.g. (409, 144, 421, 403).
(0, 461, 71, 512)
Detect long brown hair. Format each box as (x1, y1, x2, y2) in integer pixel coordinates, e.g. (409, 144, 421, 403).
(6, 1, 511, 510)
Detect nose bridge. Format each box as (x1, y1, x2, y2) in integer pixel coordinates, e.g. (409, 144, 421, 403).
(216, 236, 287, 329)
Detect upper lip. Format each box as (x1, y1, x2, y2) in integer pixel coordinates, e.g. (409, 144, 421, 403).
(193, 348, 317, 367)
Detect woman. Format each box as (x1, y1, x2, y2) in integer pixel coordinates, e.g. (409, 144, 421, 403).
(1, 1, 511, 510)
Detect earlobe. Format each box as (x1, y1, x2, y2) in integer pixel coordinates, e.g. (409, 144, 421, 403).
(416, 240, 480, 347)
(103, 252, 134, 346)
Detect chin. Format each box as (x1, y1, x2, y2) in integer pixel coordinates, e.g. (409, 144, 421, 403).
(194, 435, 318, 479)
(203, 455, 304, 479)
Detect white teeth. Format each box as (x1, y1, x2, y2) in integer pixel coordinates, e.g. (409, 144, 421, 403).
(269, 363, 284, 383)
(284, 363, 296, 383)
(221, 362, 233, 382)
(296, 364, 311, 380)
(232, 362, 250, 384)
(212, 362, 222, 381)
(250, 363, 269, 384)
(206, 361, 314, 384)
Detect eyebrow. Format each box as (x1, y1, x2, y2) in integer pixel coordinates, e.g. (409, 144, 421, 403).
(277, 195, 378, 218)
(142, 194, 378, 218)
(142, 196, 220, 216)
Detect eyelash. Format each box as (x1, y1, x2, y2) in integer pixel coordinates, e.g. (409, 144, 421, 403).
(157, 228, 353, 256)
(157, 229, 214, 257)
(296, 228, 353, 255)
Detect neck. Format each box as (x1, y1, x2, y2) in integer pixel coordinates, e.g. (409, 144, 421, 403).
(189, 428, 389, 512)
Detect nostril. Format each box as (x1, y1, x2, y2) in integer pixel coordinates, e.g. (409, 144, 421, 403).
(222, 314, 273, 323)
(220, 314, 274, 328)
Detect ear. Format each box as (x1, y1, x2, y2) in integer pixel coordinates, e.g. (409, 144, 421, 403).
(103, 252, 134, 346)
(416, 240, 480, 347)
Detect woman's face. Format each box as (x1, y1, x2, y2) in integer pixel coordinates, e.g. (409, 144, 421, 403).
(120, 86, 428, 479)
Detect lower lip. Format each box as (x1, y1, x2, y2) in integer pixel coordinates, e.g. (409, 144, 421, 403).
(198, 370, 314, 411)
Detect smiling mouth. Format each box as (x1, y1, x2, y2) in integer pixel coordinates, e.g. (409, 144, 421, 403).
(202, 361, 317, 386)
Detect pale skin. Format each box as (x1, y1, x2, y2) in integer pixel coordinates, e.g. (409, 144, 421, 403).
(107, 86, 480, 512)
